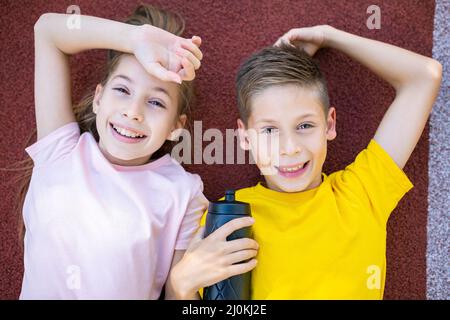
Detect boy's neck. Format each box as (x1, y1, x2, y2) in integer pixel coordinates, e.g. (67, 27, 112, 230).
(262, 173, 324, 193)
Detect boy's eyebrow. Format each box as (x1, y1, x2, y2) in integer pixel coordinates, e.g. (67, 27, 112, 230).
(111, 74, 172, 101)
(255, 113, 318, 124)
(295, 113, 318, 120)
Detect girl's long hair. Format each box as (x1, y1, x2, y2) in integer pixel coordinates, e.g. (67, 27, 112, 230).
(1, 4, 195, 248)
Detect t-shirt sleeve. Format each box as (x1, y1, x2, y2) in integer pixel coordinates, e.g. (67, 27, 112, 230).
(25, 122, 80, 168)
(332, 139, 413, 226)
(174, 175, 209, 250)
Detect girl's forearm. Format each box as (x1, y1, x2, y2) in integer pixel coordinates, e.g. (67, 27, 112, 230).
(165, 271, 201, 300)
(324, 26, 441, 90)
(34, 13, 137, 55)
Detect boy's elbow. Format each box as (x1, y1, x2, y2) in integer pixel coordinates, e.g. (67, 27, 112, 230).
(426, 59, 443, 84)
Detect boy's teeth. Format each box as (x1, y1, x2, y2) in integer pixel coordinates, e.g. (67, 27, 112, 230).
(112, 124, 144, 138)
(280, 162, 307, 172)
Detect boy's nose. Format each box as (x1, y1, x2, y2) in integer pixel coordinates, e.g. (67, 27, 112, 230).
(280, 135, 301, 156)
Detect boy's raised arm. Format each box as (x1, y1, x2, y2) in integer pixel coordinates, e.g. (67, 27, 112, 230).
(276, 25, 443, 169)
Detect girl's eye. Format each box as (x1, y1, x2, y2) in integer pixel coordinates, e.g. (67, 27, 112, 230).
(148, 100, 166, 109)
(298, 123, 314, 130)
(113, 87, 129, 94)
(261, 127, 277, 134)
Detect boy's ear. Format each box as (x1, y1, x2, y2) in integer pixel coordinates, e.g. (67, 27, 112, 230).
(168, 114, 187, 141)
(326, 107, 337, 141)
(93, 84, 104, 114)
(237, 118, 251, 151)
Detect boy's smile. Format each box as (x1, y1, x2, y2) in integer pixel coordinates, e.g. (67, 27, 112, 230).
(238, 84, 336, 193)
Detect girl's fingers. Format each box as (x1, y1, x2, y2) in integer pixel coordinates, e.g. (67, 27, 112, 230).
(225, 237, 259, 253)
(226, 249, 258, 265)
(226, 259, 258, 278)
(192, 226, 205, 241)
(176, 48, 201, 70)
(181, 39, 203, 61)
(191, 36, 202, 47)
(209, 217, 255, 241)
(147, 62, 181, 84)
(178, 57, 195, 81)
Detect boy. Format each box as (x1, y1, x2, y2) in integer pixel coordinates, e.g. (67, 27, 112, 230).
(167, 25, 442, 299)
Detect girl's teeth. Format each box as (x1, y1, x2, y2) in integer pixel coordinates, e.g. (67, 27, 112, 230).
(113, 124, 144, 138)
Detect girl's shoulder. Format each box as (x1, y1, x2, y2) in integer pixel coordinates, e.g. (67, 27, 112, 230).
(159, 155, 204, 190)
(25, 122, 80, 168)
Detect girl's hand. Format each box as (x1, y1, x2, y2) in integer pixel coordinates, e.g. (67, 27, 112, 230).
(274, 25, 333, 56)
(170, 217, 259, 299)
(130, 24, 203, 83)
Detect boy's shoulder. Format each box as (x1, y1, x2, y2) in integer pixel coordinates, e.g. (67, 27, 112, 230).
(233, 184, 260, 201)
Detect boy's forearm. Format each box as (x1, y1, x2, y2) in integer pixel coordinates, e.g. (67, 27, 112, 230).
(324, 26, 441, 90)
(34, 13, 136, 55)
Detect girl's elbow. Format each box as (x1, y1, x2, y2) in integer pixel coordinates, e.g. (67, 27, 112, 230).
(34, 13, 55, 35)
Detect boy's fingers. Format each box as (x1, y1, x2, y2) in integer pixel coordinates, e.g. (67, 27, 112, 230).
(176, 48, 201, 70)
(274, 36, 292, 47)
(147, 62, 181, 84)
(226, 237, 259, 253)
(226, 259, 257, 278)
(211, 217, 254, 241)
(178, 57, 195, 81)
(181, 39, 203, 61)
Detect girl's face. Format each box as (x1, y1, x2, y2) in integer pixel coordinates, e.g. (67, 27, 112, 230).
(93, 54, 185, 166)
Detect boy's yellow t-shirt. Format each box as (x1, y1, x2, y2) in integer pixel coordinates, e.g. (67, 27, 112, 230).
(201, 139, 413, 299)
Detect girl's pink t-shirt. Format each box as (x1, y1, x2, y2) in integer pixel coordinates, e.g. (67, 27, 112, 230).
(20, 122, 208, 299)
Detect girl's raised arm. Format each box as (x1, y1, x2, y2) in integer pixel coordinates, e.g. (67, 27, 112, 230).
(33, 13, 202, 141)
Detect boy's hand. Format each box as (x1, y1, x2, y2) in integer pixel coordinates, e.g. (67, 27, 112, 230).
(274, 25, 333, 56)
(169, 217, 258, 299)
(130, 24, 203, 83)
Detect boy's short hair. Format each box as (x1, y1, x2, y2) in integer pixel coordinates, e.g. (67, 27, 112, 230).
(236, 44, 330, 125)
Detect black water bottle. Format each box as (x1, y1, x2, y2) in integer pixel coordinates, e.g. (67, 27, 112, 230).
(203, 190, 252, 300)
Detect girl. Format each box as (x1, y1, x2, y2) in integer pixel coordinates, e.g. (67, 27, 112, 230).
(16, 5, 258, 299)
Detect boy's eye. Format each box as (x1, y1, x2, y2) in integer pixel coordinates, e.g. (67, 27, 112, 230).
(148, 100, 166, 109)
(113, 87, 129, 95)
(298, 123, 314, 130)
(261, 127, 278, 134)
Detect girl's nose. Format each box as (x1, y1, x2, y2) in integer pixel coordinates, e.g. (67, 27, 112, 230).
(122, 101, 144, 122)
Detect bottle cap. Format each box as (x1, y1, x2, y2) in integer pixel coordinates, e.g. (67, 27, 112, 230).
(208, 189, 251, 216)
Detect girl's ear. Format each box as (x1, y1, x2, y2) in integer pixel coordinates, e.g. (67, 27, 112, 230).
(168, 114, 187, 141)
(93, 84, 104, 114)
(237, 118, 251, 151)
(326, 107, 337, 141)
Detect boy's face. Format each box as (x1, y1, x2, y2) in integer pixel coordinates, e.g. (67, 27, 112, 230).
(238, 84, 336, 193)
(93, 54, 185, 166)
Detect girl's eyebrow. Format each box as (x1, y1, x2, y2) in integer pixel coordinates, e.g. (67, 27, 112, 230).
(112, 74, 133, 83)
(112, 74, 172, 102)
(151, 87, 172, 102)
